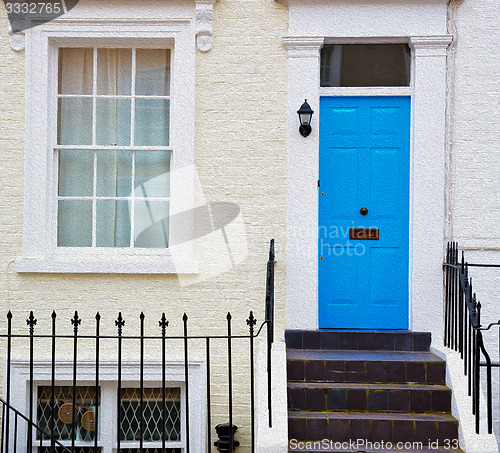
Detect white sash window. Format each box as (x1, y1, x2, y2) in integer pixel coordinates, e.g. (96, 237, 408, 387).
(56, 47, 172, 249)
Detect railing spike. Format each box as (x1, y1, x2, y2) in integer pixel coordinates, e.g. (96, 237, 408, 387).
(26, 311, 37, 331)
(246, 311, 257, 328)
(159, 312, 169, 332)
(115, 312, 125, 334)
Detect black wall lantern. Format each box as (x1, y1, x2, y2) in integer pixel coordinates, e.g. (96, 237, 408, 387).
(297, 99, 314, 137)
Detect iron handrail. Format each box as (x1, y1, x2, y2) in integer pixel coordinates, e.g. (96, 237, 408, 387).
(0, 397, 71, 452)
(443, 242, 499, 434)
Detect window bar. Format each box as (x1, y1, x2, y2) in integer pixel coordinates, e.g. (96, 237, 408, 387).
(247, 311, 257, 453)
(183, 314, 190, 453)
(92, 47, 98, 248)
(27, 311, 37, 453)
(159, 313, 169, 453)
(39, 430, 43, 450)
(94, 313, 101, 453)
(205, 337, 211, 453)
(51, 311, 57, 453)
(5, 311, 12, 453)
(116, 313, 125, 453)
(227, 312, 233, 453)
(71, 312, 81, 453)
(140, 312, 145, 453)
(130, 49, 137, 249)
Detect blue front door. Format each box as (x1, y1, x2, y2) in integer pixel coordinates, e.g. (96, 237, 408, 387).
(318, 96, 410, 329)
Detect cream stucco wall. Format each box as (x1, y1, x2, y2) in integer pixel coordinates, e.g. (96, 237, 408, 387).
(0, 0, 288, 450)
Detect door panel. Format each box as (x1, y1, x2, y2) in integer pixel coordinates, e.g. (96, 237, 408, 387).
(319, 96, 410, 329)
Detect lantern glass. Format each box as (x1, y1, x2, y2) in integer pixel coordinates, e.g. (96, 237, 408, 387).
(299, 112, 312, 126)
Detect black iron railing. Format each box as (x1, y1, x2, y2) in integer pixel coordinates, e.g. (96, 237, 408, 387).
(0, 240, 276, 453)
(443, 242, 500, 434)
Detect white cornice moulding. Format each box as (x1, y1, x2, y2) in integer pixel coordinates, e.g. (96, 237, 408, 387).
(196, 0, 216, 52)
(275, 0, 450, 5)
(409, 35, 453, 56)
(282, 36, 324, 57)
(9, 32, 25, 51)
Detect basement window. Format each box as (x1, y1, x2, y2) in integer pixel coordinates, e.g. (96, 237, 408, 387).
(320, 44, 411, 87)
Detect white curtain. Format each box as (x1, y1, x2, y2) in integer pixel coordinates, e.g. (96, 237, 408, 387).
(57, 48, 171, 248)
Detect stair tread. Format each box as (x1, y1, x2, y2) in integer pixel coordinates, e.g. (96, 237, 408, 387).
(287, 349, 444, 362)
(288, 410, 458, 422)
(288, 382, 449, 391)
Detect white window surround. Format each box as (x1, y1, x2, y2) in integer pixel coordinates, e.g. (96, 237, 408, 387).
(15, 17, 199, 274)
(5, 359, 206, 452)
(281, 1, 453, 343)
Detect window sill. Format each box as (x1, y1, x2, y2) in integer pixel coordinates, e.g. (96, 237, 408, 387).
(15, 257, 199, 274)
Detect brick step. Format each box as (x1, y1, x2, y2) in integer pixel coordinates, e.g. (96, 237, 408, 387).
(287, 411, 459, 445)
(287, 350, 445, 385)
(288, 382, 451, 413)
(285, 330, 431, 352)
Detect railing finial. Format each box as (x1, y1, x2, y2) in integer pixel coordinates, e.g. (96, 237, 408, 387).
(159, 312, 169, 333)
(26, 311, 37, 333)
(115, 312, 125, 335)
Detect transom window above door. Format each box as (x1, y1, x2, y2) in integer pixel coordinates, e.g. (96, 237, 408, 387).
(56, 47, 171, 249)
(320, 44, 411, 87)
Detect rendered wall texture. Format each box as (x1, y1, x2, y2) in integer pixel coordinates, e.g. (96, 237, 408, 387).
(0, 0, 287, 449)
(450, 0, 500, 445)
(452, 0, 500, 250)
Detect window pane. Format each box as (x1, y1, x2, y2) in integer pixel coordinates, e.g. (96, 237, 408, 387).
(96, 199, 131, 247)
(134, 99, 170, 146)
(135, 151, 170, 198)
(58, 48, 93, 95)
(134, 200, 169, 248)
(136, 49, 171, 96)
(96, 150, 132, 197)
(58, 200, 92, 247)
(120, 388, 180, 441)
(320, 44, 411, 87)
(96, 98, 131, 146)
(58, 150, 94, 197)
(58, 98, 93, 145)
(37, 386, 99, 442)
(97, 48, 132, 95)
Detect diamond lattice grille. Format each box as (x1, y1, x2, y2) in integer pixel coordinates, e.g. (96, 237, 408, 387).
(122, 450, 181, 453)
(39, 448, 101, 453)
(120, 388, 181, 442)
(37, 386, 100, 442)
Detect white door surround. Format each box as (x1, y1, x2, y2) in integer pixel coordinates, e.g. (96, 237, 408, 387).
(280, 0, 452, 343)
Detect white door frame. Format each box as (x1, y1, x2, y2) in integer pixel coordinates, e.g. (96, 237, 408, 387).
(282, 7, 452, 342)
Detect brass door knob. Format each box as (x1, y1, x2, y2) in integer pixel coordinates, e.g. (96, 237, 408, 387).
(360, 207, 368, 216)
